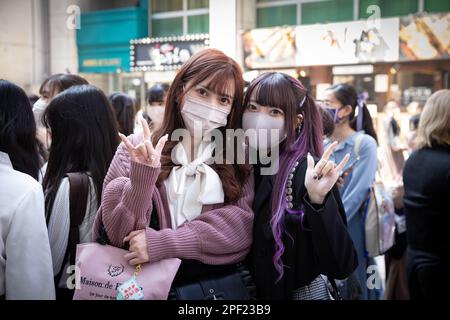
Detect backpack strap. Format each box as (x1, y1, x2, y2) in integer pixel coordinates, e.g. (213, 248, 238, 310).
(55, 172, 90, 286)
(355, 133, 383, 181)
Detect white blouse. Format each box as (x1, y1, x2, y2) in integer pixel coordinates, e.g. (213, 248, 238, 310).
(164, 142, 224, 229)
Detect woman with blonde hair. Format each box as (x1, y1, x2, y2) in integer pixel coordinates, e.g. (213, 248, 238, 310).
(403, 89, 450, 299)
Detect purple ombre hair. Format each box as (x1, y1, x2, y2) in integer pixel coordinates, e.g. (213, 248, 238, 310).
(243, 73, 324, 282)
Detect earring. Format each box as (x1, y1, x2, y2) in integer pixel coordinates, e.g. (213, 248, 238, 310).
(297, 121, 303, 134)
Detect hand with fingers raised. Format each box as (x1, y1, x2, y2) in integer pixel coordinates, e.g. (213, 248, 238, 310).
(305, 141, 350, 205)
(119, 116, 168, 167)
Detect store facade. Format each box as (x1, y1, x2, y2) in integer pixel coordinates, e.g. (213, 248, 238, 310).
(76, 0, 210, 104)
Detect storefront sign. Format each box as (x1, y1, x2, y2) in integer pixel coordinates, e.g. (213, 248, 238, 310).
(82, 58, 121, 68)
(295, 18, 400, 66)
(243, 27, 296, 69)
(130, 34, 209, 72)
(332, 64, 374, 75)
(243, 13, 449, 69)
(399, 13, 450, 61)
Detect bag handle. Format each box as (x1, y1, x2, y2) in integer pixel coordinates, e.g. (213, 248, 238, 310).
(55, 172, 90, 285)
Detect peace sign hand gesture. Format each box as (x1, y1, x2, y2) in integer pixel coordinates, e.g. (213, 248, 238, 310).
(118, 116, 168, 167)
(305, 141, 350, 205)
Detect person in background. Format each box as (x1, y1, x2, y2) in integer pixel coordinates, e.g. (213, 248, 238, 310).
(383, 111, 419, 300)
(406, 114, 420, 155)
(406, 101, 423, 117)
(0, 79, 55, 300)
(318, 102, 336, 138)
(109, 92, 137, 137)
(33, 73, 88, 166)
(383, 101, 405, 181)
(43, 85, 119, 299)
(322, 83, 379, 300)
(134, 83, 170, 134)
(28, 93, 39, 106)
(403, 89, 450, 300)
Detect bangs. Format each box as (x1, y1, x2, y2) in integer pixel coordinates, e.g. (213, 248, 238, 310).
(250, 73, 296, 112)
(192, 66, 237, 99)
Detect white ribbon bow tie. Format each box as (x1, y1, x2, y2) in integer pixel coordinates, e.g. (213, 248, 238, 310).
(167, 142, 224, 222)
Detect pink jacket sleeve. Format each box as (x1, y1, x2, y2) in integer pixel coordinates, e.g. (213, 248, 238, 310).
(145, 172, 254, 265)
(92, 135, 160, 247)
(93, 133, 255, 265)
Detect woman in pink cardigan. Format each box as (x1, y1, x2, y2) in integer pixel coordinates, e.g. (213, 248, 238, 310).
(93, 49, 254, 296)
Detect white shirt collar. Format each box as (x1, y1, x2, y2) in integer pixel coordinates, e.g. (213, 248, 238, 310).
(166, 141, 224, 229)
(0, 151, 13, 168)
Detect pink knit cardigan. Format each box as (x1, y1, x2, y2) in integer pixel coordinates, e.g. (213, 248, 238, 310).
(92, 134, 255, 265)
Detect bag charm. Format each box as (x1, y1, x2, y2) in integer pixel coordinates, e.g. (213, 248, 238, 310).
(117, 264, 144, 300)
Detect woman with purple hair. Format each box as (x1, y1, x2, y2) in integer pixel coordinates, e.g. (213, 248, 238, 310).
(242, 73, 358, 300)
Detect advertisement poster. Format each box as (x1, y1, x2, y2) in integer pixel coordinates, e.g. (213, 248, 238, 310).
(399, 13, 450, 61)
(295, 18, 399, 66)
(243, 27, 296, 69)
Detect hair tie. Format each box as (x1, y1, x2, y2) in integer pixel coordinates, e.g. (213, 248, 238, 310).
(356, 93, 366, 131)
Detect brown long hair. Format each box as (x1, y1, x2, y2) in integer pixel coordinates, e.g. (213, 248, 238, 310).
(39, 73, 89, 100)
(152, 48, 249, 203)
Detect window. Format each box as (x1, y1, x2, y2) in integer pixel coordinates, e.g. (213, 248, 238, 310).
(424, 0, 450, 13)
(188, 14, 209, 34)
(257, 1, 434, 28)
(256, 0, 355, 27)
(150, 0, 209, 37)
(257, 5, 297, 28)
(359, 0, 418, 19)
(151, 0, 183, 13)
(301, 0, 353, 25)
(188, 0, 209, 10)
(152, 17, 183, 37)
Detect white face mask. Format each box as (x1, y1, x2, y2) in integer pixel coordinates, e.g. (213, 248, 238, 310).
(242, 112, 286, 151)
(181, 95, 229, 137)
(33, 98, 48, 112)
(146, 106, 165, 129)
(32, 98, 48, 128)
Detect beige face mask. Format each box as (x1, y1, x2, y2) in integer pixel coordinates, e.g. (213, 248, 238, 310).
(146, 106, 165, 129)
(181, 95, 229, 137)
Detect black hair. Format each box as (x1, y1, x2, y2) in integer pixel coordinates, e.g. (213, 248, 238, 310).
(42, 85, 119, 220)
(318, 103, 335, 137)
(146, 83, 170, 104)
(0, 80, 40, 180)
(390, 118, 401, 136)
(409, 113, 420, 131)
(328, 83, 378, 143)
(28, 94, 39, 106)
(108, 92, 136, 136)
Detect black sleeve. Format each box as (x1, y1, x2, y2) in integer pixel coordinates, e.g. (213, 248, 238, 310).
(294, 161, 358, 280)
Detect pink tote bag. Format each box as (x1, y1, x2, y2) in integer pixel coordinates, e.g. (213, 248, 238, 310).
(73, 243, 181, 300)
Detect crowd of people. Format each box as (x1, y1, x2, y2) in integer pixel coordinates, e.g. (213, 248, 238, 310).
(0, 48, 448, 300)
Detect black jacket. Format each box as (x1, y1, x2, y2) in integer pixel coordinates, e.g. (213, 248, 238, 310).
(403, 144, 450, 257)
(248, 157, 358, 299)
